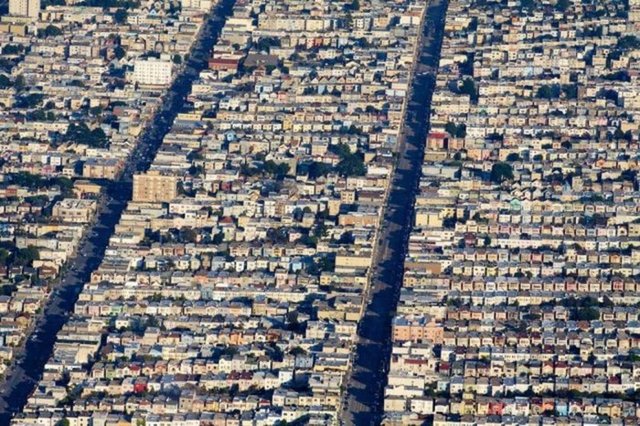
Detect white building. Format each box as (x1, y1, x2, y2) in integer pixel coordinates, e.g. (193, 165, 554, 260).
(9, 0, 40, 18)
(131, 59, 173, 86)
(181, 0, 213, 11)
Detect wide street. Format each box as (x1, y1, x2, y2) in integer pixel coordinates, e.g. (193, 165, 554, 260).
(0, 0, 235, 421)
(341, 0, 448, 424)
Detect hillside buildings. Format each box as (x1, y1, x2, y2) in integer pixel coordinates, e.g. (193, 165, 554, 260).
(8, 0, 40, 19)
(132, 172, 179, 203)
(0, 0, 217, 391)
(132, 59, 174, 87)
(382, 0, 640, 425)
(9, 0, 427, 424)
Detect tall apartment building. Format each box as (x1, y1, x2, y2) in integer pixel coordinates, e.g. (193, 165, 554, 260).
(632, 0, 640, 27)
(131, 59, 173, 86)
(8, 0, 40, 18)
(181, 0, 213, 11)
(132, 171, 178, 203)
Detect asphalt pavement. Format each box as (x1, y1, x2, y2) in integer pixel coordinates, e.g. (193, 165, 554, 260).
(0, 0, 236, 422)
(340, 0, 448, 424)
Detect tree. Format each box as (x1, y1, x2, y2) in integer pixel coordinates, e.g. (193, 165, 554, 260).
(180, 227, 198, 243)
(573, 307, 599, 321)
(289, 346, 306, 356)
(307, 162, 332, 179)
(331, 144, 366, 177)
(443, 217, 456, 228)
(27, 110, 47, 121)
(212, 231, 224, 244)
(621, 169, 637, 182)
(81, 0, 140, 7)
(0, 74, 11, 89)
(337, 231, 355, 245)
(445, 122, 466, 138)
(459, 78, 478, 102)
(39, 25, 62, 38)
(2, 44, 21, 55)
(520, 0, 534, 9)
(336, 154, 366, 177)
(263, 160, 289, 180)
(68, 79, 85, 87)
(255, 37, 281, 52)
(9, 171, 44, 188)
(617, 35, 640, 50)
(113, 8, 128, 23)
(490, 162, 514, 183)
(0, 249, 9, 265)
(561, 84, 578, 99)
(537, 84, 561, 99)
(15, 93, 44, 108)
(113, 46, 126, 60)
(330, 143, 352, 158)
(15, 246, 39, 266)
(64, 123, 109, 148)
(602, 71, 630, 82)
(506, 152, 521, 162)
(13, 75, 25, 90)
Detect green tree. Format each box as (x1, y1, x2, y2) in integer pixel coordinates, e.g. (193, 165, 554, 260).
(64, 123, 109, 148)
(289, 346, 306, 356)
(490, 162, 514, 183)
(16, 93, 44, 108)
(573, 307, 599, 321)
(561, 84, 578, 99)
(520, 0, 534, 9)
(263, 160, 290, 180)
(13, 75, 25, 90)
(445, 122, 466, 138)
(336, 154, 366, 177)
(27, 110, 46, 121)
(460, 78, 478, 102)
(537, 84, 561, 99)
(114, 8, 128, 23)
(113, 46, 126, 59)
(0, 74, 11, 89)
(506, 152, 521, 162)
(307, 162, 332, 179)
(15, 246, 39, 266)
(331, 144, 366, 177)
(180, 227, 198, 243)
(617, 35, 640, 50)
(0, 249, 9, 265)
(2, 44, 22, 55)
(39, 25, 62, 38)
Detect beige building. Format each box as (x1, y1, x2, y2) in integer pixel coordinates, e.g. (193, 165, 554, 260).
(82, 159, 122, 180)
(8, 0, 39, 18)
(131, 59, 173, 86)
(52, 199, 98, 223)
(132, 171, 178, 203)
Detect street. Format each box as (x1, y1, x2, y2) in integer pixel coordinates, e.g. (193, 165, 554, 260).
(0, 0, 236, 421)
(340, 0, 448, 424)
